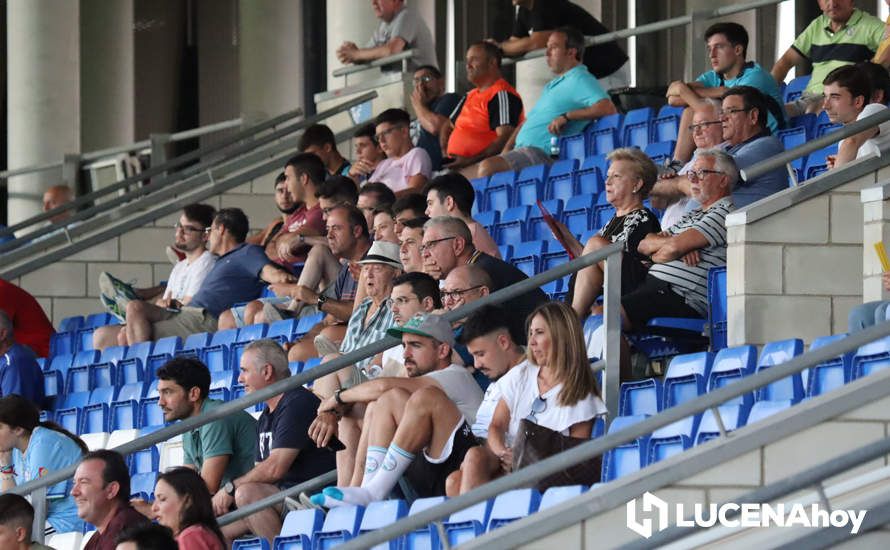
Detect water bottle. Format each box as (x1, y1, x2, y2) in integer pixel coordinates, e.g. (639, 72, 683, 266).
(550, 136, 560, 159)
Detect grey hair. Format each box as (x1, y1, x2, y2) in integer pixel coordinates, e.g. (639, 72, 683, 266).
(0, 310, 11, 336)
(424, 216, 474, 248)
(244, 339, 290, 380)
(696, 148, 739, 189)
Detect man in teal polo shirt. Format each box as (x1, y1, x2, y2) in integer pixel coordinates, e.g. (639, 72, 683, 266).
(772, 0, 883, 114)
(477, 26, 616, 178)
(154, 358, 255, 493)
(667, 22, 785, 164)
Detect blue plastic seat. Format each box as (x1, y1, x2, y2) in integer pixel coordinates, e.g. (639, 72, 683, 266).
(494, 205, 530, 245)
(708, 266, 728, 350)
(851, 335, 890, 379)
(475, 210, 499, 236)
(651, 105, 684, 143)
(589, 113, 623, 154)
(487, 488, 541, 530)
(510, 240, 546, 277)
(814, 110, 842, 137)
(312, 505, 364, 548)
(232, 539, 270, 550)
(543, 159, 578, 202)
(43, 371, 64, 401)
(295, 312, 325, 339)
(131, 445, 159, 474)
(73, 350, 100, 369)
(601, 414, 651, 482)
(806, 334, 853, 397)
(146, 336, 182, 376)
(498, 244, 513, 262)
(49, 332, 77, 357)
(357, 499, 407, 547)
(755, 339, 804, 403)
(237, 323, 268, 343)
(90, 362, 116, 388)
(178, 332, 211, 358)
(777, 125, 807, 153)
(593, 204, 616, 230)
(647, 415, 700, 464)
(789, 112, 817, 138)
(100, 345, 128, 365)
(707, 345, 758, 407)
(619, 378, 663, 416)
(484, 178, 514, 213)
(59, 316, 84, 333)
(48, 353, 74, 377)
(267, 319, 298, 345)
(82, 402, 111, 434)
(403, 497, 446, 550)
(804, 144, 839, 180)
(662, 352, 714, 408)
(783, 75, 811, 103)
(747, 400, 794, 425)
(272, 509, 324, 550)
(559, 132, 588, 163)
(621, 107, 654, 149)
(695, 403, 751, 445)
(514, 172, 545, 206)
(539, 485, 587, 509)
(563, 193, 596, 236)
(130, 471, 158, 501)
(577, 155, 607, 195)
(66, 366, 91, 394)
(55, 407, 83, 435)
(117, 342, 152, 383)
(139, 397, 164, 428)
(644, 140, 675, 165)
(443, 500, 493, 547)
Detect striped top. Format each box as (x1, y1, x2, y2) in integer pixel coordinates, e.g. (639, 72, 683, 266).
(648, 197, 734, 315)
(339, 297, 396, 372)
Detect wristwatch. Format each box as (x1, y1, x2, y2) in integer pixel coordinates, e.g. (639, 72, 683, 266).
(334, 388, 346, 405)
(224, 481, 236, 496)
(317, 293, 328, 312)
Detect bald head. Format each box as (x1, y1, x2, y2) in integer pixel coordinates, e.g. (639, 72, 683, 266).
(442, 264, 491, 313)
(43, 185, 74, 223)
(691, 101, 724, 150)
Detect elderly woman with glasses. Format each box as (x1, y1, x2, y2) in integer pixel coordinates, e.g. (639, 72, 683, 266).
(452, 301, 606, 493)
(569, 147, 661, 320)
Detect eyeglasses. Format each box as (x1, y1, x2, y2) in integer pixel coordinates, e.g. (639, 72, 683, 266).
(687, 120, 722, 132)
(525, 395, 547, 424)
(375, 125, 405, 141)
(722, 107, 751, 117)
(441, 285, 484, 301)
(175, 222, 208, 234)
(413, 75, 435, 84)
(686, 169, 726, 181)
(419, 236, 456, 253)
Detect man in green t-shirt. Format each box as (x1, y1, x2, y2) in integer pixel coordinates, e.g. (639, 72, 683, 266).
(131, 357, 256, 518)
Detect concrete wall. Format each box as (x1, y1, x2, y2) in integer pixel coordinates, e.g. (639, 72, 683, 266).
(725, 163, 890, 347)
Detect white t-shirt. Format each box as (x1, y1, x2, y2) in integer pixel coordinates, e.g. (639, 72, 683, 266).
(368, 147, 432, 192)
(163, 250, 216, 301)
(471, 359, 529, 438)
(425, 364, 484, 425)
(377, 344, 406, 378)
(851, 103, 890, 159)
(498, 362, 607, 446)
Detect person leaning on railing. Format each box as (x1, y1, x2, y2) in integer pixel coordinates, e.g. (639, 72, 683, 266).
(0, 395, 89, 536)
(821, 64, 890, 169)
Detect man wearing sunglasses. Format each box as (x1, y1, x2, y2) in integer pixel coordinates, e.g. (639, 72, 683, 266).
(93, 203, 217, 349)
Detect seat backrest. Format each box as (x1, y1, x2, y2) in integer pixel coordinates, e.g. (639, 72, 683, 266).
(100, 345, 128, 365)
(90, 386, 116, 405)
(747, 399, 793, 424)
(539, 485, 587, 510)
(758, 339, 803, 367)
(487, 488, 541, 529)
(320, 505, 364, 536)
(59, 316, 84, 333)
(281, 509, 324, 537)
(359, 499, 408, 531)
(619, 379, 662, 416)
(666, 352, 714, 380)
(210, 328, 239, 347)
(183, 332, 211, 350)
(152, 336, 182, 356)
(73, 350, 101, 369)
(125, 342, 153, 364)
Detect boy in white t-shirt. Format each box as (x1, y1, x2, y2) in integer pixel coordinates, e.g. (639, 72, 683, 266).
(368, 108, 432, 195)
(822, 65, 890, 169)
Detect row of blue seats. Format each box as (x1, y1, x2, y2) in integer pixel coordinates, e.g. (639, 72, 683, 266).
(550, 106, 683, 158)
(232, 485, 586, 550)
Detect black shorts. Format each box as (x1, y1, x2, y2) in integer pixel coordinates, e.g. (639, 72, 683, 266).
(404, 420, 479, 498)
(621, 275, 702, 332)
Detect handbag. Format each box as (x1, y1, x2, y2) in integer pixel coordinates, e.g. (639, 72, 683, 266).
(512, 418, 602, 491)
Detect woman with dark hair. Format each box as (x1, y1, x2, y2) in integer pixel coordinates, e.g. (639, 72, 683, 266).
(0, 394, 87, 534)
(152, 467, 225, 550)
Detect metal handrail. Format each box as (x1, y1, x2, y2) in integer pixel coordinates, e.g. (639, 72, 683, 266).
(741, 108, 890, 181)
(0, 107, 303, 239)
(339, 320, 890, 549)
(500, 0, 786, 66)
(0, 116, 244, 180)
(7, 242, 624, 500)
(0, 93, 377, 279)
(331, 49, 414, 77)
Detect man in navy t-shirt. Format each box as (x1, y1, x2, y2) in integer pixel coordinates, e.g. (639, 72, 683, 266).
(213, 339, 335, 545)
(0, 310, 44, 407)
(124, 208, 297, 344)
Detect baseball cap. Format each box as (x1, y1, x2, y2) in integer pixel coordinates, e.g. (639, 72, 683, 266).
(386, 312, 455, 346)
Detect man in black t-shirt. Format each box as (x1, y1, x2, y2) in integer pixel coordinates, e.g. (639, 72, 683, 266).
(410, 65, 462, 171)
(493, 0, 630, 91)
(213, 339, 335, 546)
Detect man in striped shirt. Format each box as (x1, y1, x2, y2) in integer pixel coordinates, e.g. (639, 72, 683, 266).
(620, 149, 737, 376)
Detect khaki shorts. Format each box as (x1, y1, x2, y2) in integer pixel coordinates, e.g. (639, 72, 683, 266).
(152, 306, 219, 339)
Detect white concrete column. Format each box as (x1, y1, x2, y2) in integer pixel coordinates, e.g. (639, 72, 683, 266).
(80, 0, 134, 152)
(7, 0, 80, 224)
(861, 185, 890, 303)
(325, 0, 378, 91)
(239, 0, 303, 124)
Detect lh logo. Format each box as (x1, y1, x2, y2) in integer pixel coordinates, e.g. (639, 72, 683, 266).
(626, 492, 669, 538)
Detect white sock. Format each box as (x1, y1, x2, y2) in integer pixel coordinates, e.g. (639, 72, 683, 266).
(362, 446, 387, 484)
(361, 443, 415, 500)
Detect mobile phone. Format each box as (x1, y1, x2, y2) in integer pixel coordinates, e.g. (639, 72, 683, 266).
(440, 157, 456, 165)
(324, 436, 346, 452)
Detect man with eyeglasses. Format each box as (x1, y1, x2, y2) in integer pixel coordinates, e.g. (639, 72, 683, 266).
(667, 22, 785, 165)
(420, 216, 547, 344)
(368, 108, 431, 196)
(410, 65, 461, 171)
(651, 100, 728, 229)
(93, 203, 217, 349)
(719, 86, 786, 207)
(621, 149, 737, 379)
(308, 313, 482, 508)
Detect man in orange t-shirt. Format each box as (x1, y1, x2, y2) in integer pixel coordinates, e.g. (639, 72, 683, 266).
(441, 42, 523, 178)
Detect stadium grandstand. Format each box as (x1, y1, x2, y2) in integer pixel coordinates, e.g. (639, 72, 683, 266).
(6, 0, 890, 548)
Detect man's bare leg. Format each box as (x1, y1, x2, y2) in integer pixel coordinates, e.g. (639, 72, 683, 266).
(477, 155, 511, 179)
(124, 301, 170, 344)
(349, 402, 375, 487)
(243, 300, 265, 325)
(456, 445, 502, 495)
(224, 482, 282, 545)
(571, 235, 611, 319)
(92, 326, 122, 351)
(217, 309, 238, 331)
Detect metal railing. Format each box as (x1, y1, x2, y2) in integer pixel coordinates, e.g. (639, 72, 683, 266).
(331, 49, 414, 78)
(0, 92, 376, 280)
(11, 242, 625, 529)
(0, 108, 304, 241)
(340, 320, 890, 549)
(0, 116, 244, 182)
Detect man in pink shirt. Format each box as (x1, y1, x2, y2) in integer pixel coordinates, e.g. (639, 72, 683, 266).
(423, 173, 500, 258)
(369, 108, 432, 196)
